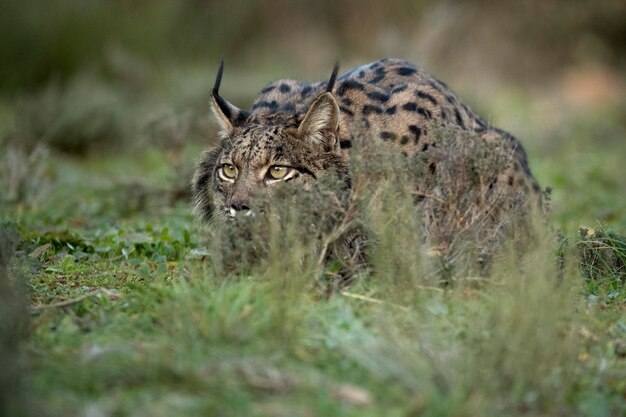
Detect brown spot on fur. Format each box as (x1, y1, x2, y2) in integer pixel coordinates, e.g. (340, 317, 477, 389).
(417, 90, 438, 105)
(363, 105, 383, 115)
(300, 86, 312, 97)
(418, 108, 432, 119)
(408, 125, 422, 142)
(380, 131, 397, 141)
(337, 81, 365, 96)
(532, 182, 541, 193)
(397, 67, 417, 76)
(340, 106, 354, 116)
(391, 85, 407, 94)
(402, 102, 418, 112)
(369, 74, 385, 84)
(367, 92, 390, 103)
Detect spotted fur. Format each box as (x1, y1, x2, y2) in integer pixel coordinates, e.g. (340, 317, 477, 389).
(192, 58, 541, 222)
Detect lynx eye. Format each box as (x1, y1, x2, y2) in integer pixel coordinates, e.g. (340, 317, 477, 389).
(267, 165, 290, 180)
(221, 164, 238, 179)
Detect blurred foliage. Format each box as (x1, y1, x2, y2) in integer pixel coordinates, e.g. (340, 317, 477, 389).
(0, 0, 177, 92)
(11, 74, 130, 154)
(1, 0, 625, 93)
(0, 222, 39, 417)
(1, 0, 625, 157)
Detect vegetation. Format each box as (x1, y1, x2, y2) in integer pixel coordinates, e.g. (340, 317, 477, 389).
(1, 99, 625, 415)
(1, 1, 625, 416)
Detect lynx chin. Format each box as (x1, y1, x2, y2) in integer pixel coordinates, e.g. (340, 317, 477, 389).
(192, 58, 542, 223)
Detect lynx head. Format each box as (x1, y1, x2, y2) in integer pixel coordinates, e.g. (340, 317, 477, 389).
(192, 61, 348, 223)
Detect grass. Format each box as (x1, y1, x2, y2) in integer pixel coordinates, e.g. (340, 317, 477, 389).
(1, 73, 625, 416)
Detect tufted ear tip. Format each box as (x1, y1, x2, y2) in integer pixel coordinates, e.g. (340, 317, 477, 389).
(325, 62, 340, 93)
(210, 60, 249, 134)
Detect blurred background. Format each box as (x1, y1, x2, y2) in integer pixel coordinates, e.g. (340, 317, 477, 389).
(1, 0, 625, 231)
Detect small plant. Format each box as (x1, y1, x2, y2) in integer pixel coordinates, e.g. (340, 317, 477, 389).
(578, 225, 626, 303)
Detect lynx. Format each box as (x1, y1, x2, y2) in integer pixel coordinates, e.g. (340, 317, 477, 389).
(192, 58, 542, 223)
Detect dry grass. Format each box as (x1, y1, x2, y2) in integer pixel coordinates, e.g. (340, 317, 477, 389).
(206, 126, 545, 292)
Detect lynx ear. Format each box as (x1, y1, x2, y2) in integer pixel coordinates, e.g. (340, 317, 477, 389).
(298, 92, 340, 149)
(210, 60, 249, 134)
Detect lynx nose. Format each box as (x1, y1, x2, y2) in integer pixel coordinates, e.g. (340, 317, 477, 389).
(229, 200, 250, 211)
(226, 199, 249, 217)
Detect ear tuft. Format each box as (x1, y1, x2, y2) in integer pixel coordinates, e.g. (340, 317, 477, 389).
(325, 63, 340, 93)
(298, 93, 340, 147)
(210, 60, 248, 134)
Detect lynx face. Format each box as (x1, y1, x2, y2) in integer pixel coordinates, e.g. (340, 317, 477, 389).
(192, 82, 348, 222)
